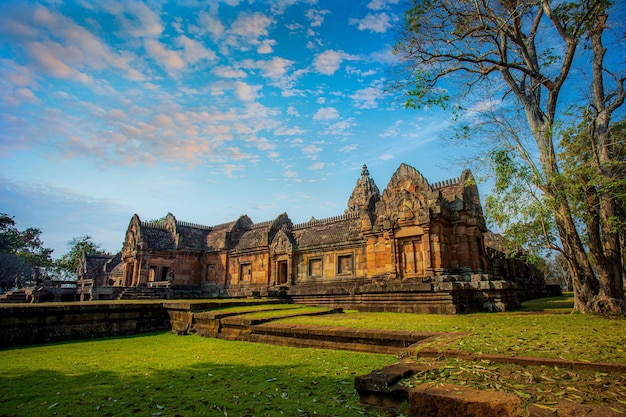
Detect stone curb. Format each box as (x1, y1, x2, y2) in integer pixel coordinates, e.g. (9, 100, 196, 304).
(417, 348, 626, 373)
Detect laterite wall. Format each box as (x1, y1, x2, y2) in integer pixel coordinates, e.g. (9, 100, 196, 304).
(0, 303, 170, 348)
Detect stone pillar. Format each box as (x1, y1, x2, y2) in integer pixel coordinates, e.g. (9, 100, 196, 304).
(389, 230, 399, 279)
(467, 228, 480, 273)
(422, 227, 433, 276)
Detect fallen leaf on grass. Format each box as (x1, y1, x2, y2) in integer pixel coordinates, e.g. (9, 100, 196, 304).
(533, 404, 557, 411)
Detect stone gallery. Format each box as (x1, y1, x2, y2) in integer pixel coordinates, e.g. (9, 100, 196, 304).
(85, 163, 547, 313)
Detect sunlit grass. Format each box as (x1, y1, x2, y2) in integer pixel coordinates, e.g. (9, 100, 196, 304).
(276, 295, 626, 363)
(235, 306, 331, 320)
(0, 333, 395, 417)
(518, 293, 575, 313)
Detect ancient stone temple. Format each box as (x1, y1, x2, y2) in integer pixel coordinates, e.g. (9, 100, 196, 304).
(98, 163, 546, 313)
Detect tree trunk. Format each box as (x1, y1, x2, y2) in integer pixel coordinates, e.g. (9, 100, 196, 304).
(588, 11, 625, 304)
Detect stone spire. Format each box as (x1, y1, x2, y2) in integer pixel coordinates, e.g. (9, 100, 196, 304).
(347, 164, 380, 213)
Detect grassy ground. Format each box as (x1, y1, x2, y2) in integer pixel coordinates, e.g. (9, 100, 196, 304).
(401, 358, 626, 413)
(275, 294, 626, 364)
(0, 333, 395, 417)
(1, 294, 624, 416)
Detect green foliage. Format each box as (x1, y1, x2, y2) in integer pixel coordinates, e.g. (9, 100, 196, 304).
(0, 333, 394, 417)
(484, 149, 558, 259)
(0, 213, 53, 292)
(559, 116, 626, 235)
(57, 235, 108, 277)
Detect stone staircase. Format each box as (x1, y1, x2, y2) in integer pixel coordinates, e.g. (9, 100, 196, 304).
(116, 287, 168, 300)
(0, 288, 32, 303)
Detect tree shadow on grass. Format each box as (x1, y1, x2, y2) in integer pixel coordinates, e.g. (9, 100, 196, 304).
(0, 337, 392, 417)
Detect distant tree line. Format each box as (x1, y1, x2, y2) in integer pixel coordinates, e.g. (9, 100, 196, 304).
(0, 213, 109, 293)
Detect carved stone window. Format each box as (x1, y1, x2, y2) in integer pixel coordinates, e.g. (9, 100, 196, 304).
(240, 263, 252, 281)
(308, 258, 322, 277)
(337, 254, 353, 275)
(207, 263, 216, 279)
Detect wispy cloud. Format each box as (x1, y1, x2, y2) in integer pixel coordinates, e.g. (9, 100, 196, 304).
(313, 107, 340, 121)
(349, 13, 393, 33)
(313, 50, 357, 75)
(340, 144, 358, 152)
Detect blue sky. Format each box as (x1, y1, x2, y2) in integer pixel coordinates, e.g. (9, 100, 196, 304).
(1, 0, 483, 257)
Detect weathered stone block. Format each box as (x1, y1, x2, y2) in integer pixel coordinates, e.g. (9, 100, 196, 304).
(409, 384, 521, 417)
(435, 282, 463, 291)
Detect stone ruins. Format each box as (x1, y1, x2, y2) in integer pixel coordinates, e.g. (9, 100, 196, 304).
(77, 163, 549, 313)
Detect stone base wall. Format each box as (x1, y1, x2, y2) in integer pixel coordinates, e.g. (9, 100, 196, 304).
(226, 274, 540, 314)
(0, 303, 170, 348)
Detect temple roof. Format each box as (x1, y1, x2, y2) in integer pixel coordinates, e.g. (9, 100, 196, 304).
(124, 163, 486, 254)
(347, 164, 380, 213)
(293, 213, 362, 249)
(140, 225, 175, 251)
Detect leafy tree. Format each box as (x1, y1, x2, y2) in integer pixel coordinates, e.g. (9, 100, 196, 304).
(0, 213, 54, 292)
(394, 0, 625, 314)
(57, 235, 109, 279)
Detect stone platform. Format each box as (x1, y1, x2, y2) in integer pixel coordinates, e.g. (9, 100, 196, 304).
(167, 303, 462, 354)
(356, 361, 625, 417)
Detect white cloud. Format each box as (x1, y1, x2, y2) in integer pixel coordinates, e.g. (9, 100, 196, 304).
(246, 136, 275, 151)
(308, 162, 326, 170)
(306, 8, 330, 28)
(369, 46, 399, 64)
(213, 65, 247, 78)
(313, 107, 339, 121)
(95, 1, 164, 38)
(366, 0, 400, 11)
(380, 120, 402, 137)
(176, 35, 217, 64)
(313, 50, 356, 75)
(321, 119, 356, 136)
(0, 5, 142, 82)
(270, 0, 299, 14)
(224, 164, 244, 178)
(302, 144, 322, 155)
(234, 81, 262, 102)
(349, 13, 392, 33)
(144, 39, 185, 72)
(257, 39, 276, 54)
(346, 66, 377, 77)
(229, 11, 274, 47)
(247, 56, 295, 79)
(339, 144, 358, 152)
(198, 12, 225, 39)
(351, 86, 384, 109)
(275, 126, 306, 136)
(379, 153, 394, 160)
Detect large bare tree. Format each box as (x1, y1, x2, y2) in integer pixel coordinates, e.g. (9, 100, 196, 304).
(394, 0, 625, 314)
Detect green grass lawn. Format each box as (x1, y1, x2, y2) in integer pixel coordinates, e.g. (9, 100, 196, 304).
(275, 295, 626, 364)
(0, 333, 395, 417)
(1, 294, 624, 416)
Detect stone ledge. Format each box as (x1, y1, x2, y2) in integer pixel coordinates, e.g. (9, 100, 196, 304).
(409, 383, 522, 417)
(417, 348, 626, 373)
(355, 362, 439, 408)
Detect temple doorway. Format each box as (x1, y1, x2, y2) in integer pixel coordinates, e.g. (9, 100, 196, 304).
(277, 260, 288, 285)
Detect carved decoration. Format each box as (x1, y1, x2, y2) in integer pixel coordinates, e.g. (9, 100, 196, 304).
(270, 229, 294, 255)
